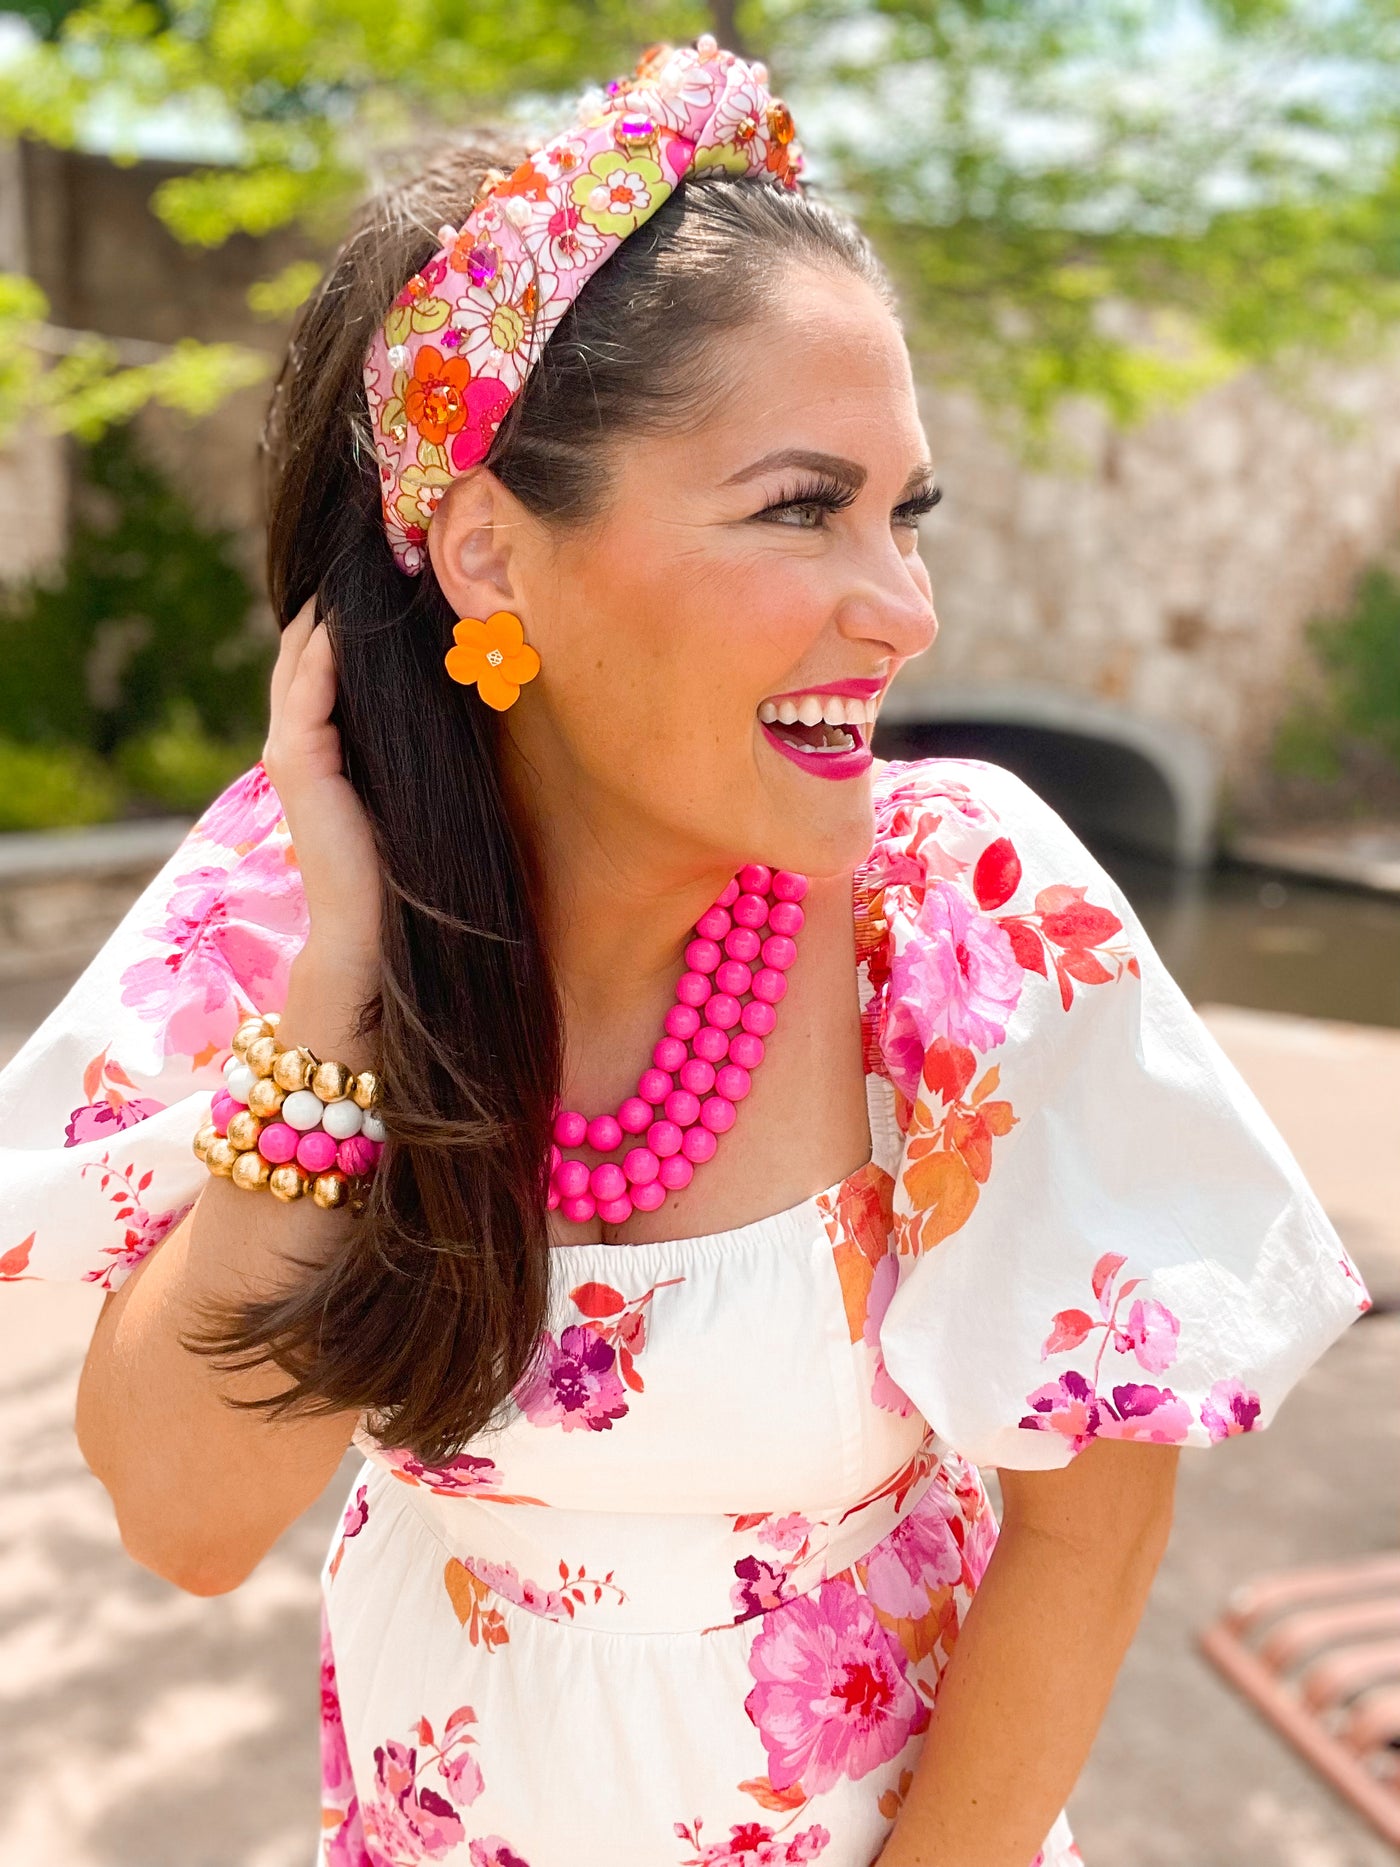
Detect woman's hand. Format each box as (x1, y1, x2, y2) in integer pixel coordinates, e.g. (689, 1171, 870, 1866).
(263, 594, 382, 970)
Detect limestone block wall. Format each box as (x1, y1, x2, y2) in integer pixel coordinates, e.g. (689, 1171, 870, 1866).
(908, 359, 1400, 809)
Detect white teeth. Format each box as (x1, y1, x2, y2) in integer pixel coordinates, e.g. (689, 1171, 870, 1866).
(758, 700, 779, 724)
(776, 699, 799, 725)
(757, 692, 882, 729)
(821, 695, 848, 726)
(795, 695, 823, 727)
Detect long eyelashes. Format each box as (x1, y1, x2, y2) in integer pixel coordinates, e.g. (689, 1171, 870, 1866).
(759, 474, 943, 527)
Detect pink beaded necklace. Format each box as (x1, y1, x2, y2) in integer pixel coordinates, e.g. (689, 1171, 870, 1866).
(549, 863, 808, 1225)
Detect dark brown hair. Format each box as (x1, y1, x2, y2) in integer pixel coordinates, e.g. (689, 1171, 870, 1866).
(197, 134, 892, 1463)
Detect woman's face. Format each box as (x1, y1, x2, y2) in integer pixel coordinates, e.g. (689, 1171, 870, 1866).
(443, 265, 939, 886)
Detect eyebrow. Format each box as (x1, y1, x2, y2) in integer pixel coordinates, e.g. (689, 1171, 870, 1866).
(721, 448, 936, 500)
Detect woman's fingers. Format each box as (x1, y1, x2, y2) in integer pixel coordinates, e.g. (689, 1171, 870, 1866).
(268, 594, 319, 732)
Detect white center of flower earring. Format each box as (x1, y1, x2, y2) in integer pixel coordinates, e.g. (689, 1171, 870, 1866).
(486, 649, 504, 666)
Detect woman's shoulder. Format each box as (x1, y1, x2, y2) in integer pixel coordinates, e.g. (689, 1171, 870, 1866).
(866, 753, 1074, 882)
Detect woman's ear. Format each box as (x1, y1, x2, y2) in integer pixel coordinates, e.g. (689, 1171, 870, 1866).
(426, 467, 520, 620)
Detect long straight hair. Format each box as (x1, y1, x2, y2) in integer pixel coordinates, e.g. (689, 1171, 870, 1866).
(193, 137, 893, 1464)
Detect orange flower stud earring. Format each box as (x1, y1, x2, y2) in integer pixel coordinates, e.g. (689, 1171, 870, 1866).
(443, 610, 541, 711)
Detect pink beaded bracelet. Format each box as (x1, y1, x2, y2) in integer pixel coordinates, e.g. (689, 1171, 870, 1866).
(192, 1012, 386, 1208)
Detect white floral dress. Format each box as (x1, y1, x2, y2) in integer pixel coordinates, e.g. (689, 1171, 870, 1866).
(0, 757, 1369, 1867)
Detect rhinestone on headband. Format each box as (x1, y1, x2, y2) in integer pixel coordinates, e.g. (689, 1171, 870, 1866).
(363, 34, 805, 576)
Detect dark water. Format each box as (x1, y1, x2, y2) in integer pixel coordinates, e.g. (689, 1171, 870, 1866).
(1092, 844, 1400, 1030)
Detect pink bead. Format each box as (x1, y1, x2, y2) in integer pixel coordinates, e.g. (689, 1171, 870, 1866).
(738, 863, 772, 894)
(623, 1147, 661, 1185)
(700, 1095, 737, 1134)
(696, 907, 731, 941)
(586, 1114, 622, 1153)
(685, 938, 722, 974)
(652, 1036, 687, 1073)
(597, 1196, 633, 1224)
(664, 1089, 701, 1127)
(560, 1194, 596, 1224)
(362, 1139, 384, 1167)
(337, 1134, 378, 1176)
(590, 1162, 628, 1202)
(693, 1025, 729, 1063)
(210, 1088, 238, 1133)
(637, 1068, 672, 1104)
(676, 970, 712, 1007)
(773, 870, 809, 902)
(704, 993, 741, 1030)
(547, 1184, 561, 1211)
(741, 999, 777, 1036)
(556, 1158, 591, 1199)
(715, 959, 752, 997)
(659, 1153, 694, 1191)
(724, 925, 761, 963)
(752, 967, 788, 1003)
(549, 1144, 561, 1171)
(296, 1128, 339, 1173)
(647, 1120, 684, 1158)
(728, 1031, 765, 1070)
(768, 900, 805, 936)
(257, 1120, 299, 1164)
(732, 892, 769, 929)
(681, 1124, 718, 1164)
(715, 1064, 752, 1101)
(679, 1057, 716, 1095)
(631, 1180, 667, 1212)
(716, 878, 739, 907)
(761, 934, 798, 971)
(618, 1096, 654, 1134)
(664, 1003, 701, 1041)
(553, 1108, 587, 1148)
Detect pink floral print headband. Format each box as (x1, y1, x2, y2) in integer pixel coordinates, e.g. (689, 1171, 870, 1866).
(363, 34, 806, 575)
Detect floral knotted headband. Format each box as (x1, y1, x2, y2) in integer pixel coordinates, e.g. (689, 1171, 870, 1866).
(363, 34, 806, 575)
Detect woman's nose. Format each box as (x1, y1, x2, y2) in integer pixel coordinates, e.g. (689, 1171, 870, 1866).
(835, 551, 938, 664)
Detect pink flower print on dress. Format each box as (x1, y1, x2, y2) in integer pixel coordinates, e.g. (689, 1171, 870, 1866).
(730, 1555, 794, 1623)
(1117, 1296, 1181, 1373)
(195, 761, 283, 850)
(120, 842, 307, 1064)
(319, 1611, 367, 1867)
(65, 1095, 164, 1146)
(863, 1253, 914, 1417)
(1020, 1370, 1102, 1453)
(673, 1816, 832, 1863)
(859, 1495, 963, 1622)
(361, 1707, 483, 1864)
(78, 1153, 187, 1289)
(466, 1559, 569, 1622)
(880, 881, 1023, 1099)
(756, 1513, 815, 1555)
(1201, 1375, 1262, 1441)
(513, 1324, 629, 1432)
(469, 1841, 531, 1867)
(743, 1578, 923, 1795)
(1098, 1382, 1194, 1444)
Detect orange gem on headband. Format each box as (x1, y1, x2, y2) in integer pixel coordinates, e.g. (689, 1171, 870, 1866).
(363, 34, 806, 576)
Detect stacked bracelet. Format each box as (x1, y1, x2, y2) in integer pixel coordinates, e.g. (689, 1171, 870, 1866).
(192, 1011, 386, 1209)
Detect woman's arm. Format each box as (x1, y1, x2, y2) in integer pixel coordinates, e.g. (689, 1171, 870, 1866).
(75, 941, 375, 1596)
(75, 602, 387, 1597)
(878, 1437, 1181, 1867)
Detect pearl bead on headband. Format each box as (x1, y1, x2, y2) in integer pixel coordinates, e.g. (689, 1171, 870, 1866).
(363, 34, 805, 576)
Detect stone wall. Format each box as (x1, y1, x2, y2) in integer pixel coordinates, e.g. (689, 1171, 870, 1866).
(903, 360, 1400, 814)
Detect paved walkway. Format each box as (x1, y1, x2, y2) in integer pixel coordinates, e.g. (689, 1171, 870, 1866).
(0, 994, 1395, 1866)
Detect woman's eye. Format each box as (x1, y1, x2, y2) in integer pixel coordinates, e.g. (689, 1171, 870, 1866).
(763, 500, 830, 528)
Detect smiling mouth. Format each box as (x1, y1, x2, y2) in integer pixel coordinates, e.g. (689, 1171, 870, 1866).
(757, 693, 877, 756)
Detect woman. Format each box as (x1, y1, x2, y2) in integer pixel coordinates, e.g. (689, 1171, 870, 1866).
(0, 35, 1369, 1867)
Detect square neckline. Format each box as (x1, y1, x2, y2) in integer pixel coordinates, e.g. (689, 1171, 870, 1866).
(549, 858, 890, 1254)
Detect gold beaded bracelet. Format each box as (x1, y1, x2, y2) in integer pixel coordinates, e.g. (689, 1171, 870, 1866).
(192, 1011, 385, 1211)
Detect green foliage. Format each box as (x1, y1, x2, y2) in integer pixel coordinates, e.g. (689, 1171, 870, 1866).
(0, 737, 124, 830)
(0, 3, 1398, 438)
(114, 698, 263, 812)
(0, 420, 270, 758)
(1273, 566, 1400, 780)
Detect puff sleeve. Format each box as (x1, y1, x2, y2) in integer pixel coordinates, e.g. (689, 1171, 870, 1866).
(865, 757, 1372, 1471)
(0, 764, 307, 1291)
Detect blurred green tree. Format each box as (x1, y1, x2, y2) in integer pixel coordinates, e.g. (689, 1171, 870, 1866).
(0, 1, 1399, 435)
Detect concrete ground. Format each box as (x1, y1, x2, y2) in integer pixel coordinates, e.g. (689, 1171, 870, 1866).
(0, 980, 1395, 1867)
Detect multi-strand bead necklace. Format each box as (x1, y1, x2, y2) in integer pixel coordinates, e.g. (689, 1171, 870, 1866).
(549, 864, 808, 1225)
